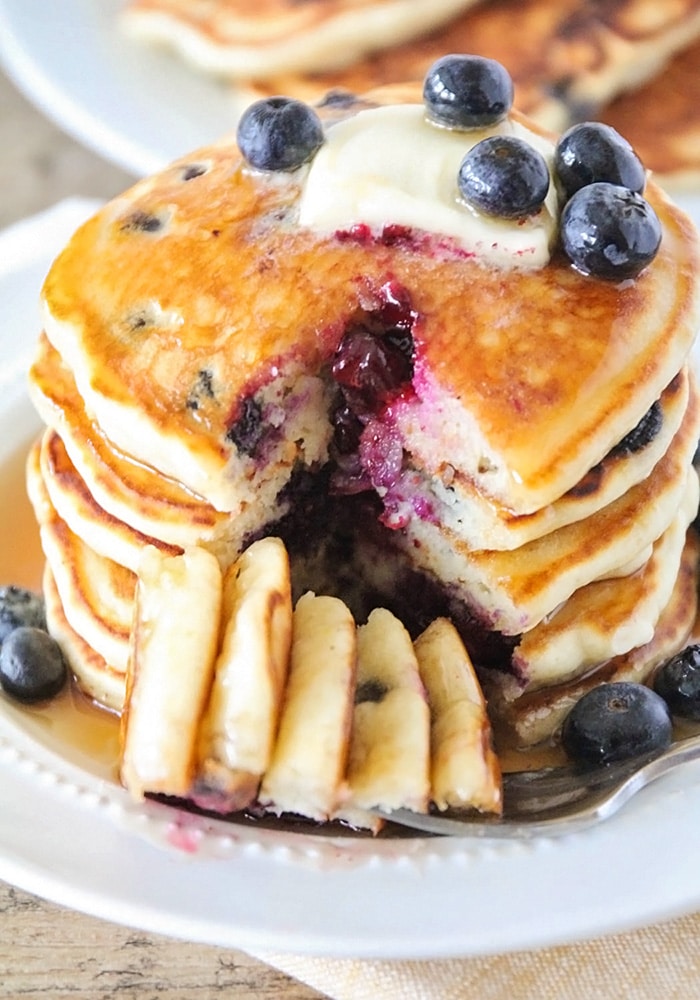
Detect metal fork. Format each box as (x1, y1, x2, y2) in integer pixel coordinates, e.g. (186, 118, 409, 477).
(375, 732, 700, 838)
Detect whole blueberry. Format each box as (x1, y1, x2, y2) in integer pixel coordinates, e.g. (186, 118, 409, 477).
(458, 135, 550, 219)
(236, 97, 324, 172)
(555, 122, 646, 200)
(0, 626, 67, 703)
(0, 585, 46, 646)
(653, 645, 700, 721)
(423, 54, 514, 129)
(561, 682, 672, 767)
(561, 182, 661, 280)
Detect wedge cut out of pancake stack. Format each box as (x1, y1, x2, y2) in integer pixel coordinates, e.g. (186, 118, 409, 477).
(122, 0, 700, 191)
(26, 57, 700, 826)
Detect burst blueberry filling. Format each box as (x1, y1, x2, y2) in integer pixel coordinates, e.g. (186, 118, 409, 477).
(226, 395, 265, 456)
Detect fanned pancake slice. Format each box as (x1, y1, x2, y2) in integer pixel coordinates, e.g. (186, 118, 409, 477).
(414, 617, 501, 815)
(195, 537, 293, 811)
(493, 529, 700, 749)
(600, 36, 700, 191)
(341, 608, 430, 815)
(240, 0, 700, 130)
(120, 546, 223, 800)
(258, 592, 356, 821)
(122, 0, 482, 79)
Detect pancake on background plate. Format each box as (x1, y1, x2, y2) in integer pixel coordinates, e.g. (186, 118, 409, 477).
(598, 36, 700, 191)
(26, 58, 700, 825)
(233, 0, 700, 133)
(121, 0, 483, 78)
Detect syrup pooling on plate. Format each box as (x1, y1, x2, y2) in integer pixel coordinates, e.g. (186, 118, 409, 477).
(12, 54, 700, 835)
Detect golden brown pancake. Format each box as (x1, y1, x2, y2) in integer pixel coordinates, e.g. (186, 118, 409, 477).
(122, 0, 482, 78)
(39, 117, 700, 518)
(599, 36, 700, 190)
(239, 0, 700, 131)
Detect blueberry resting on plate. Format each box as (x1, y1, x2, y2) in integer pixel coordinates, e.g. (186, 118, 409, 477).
(561, 682, 673, 767)
(236, 97, 324, 172)
(0, 626, 67, 703)
(458, 135, 550, 219)
(423, 54, 514, 129)
(653, 645, 700, 721)
(0, 585, 46, 646)
(554, 122, 646, 200)
(560, 182, 661, 280)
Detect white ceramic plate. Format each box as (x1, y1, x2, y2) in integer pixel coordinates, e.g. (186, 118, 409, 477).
(1, 199, 700, 959)
(0, 0, 240, 177)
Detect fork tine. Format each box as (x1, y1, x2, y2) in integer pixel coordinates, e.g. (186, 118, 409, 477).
(374, 733, 700, 839)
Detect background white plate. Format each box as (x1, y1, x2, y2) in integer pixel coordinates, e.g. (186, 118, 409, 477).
(0, 0, 240, 177)
(1, 201, 700, 959)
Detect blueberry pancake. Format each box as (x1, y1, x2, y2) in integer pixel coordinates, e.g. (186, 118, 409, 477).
(122, 0, 482, 79)
(28, 56, 700, 807)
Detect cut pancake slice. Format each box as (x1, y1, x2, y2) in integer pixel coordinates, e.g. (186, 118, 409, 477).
(258, 592, 357, 821)
(122, 0, 482, 79)
(400, 393, 700, 636)
(493, 530, 700, 749)
(120, 546, 223, 800)
(341, 608, 430, 816)
(195, 537, 293, 811)
(414, 618, 501, 815)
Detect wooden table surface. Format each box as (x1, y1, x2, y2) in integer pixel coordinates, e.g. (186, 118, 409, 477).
(0, 67, 323, 1000)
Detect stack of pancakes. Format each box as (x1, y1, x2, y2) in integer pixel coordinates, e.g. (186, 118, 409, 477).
(26, 89, 700, 781)
(122, 0, 700, 190)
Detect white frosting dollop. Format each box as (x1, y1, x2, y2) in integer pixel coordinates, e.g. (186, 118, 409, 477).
(298, 104, 559, 268)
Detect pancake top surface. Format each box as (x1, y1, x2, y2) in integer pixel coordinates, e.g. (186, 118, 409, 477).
(41, 97, 700, 513)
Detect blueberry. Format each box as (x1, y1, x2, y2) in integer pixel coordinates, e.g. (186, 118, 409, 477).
(610, 400, 662, 457)
(555, 122, 645, 201)
(236, 97, 324, 172)
(331, 325, 413, 416)
(226, 395, 265, 456)
(0, 586, 46, 646)
(653, 645, 700, 721)
(561, 682, 672, 767)
(0, 626, 67, 703)
(561, 183, 661, 280)
(423, 54, 513, 129)
(458, 136, 550, 219)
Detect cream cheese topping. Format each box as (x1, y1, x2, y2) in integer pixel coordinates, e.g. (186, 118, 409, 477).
(298, 104, 560, 268)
